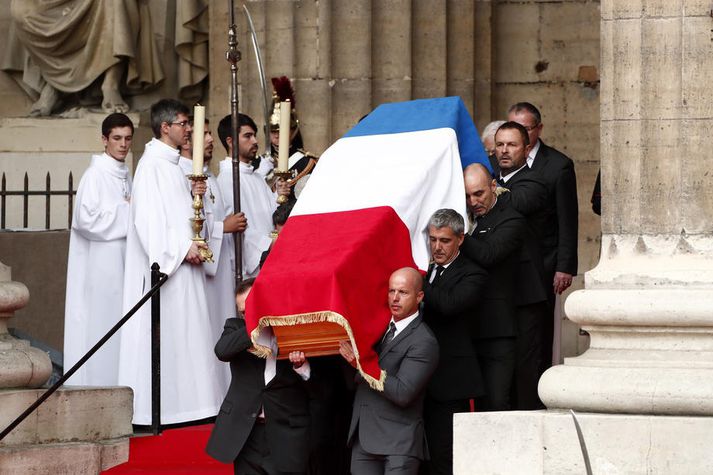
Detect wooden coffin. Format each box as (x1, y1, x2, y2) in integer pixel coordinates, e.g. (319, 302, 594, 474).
(273, 321, 349, 359)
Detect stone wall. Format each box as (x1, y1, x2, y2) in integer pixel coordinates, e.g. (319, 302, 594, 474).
(0, 231, 69, 352)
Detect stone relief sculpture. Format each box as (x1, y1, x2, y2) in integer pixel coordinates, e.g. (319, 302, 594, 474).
(1, 0, 208, 116)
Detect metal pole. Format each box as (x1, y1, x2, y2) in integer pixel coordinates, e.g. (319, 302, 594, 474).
(227, 0, 243, 288)
(151, 262, 162, 436)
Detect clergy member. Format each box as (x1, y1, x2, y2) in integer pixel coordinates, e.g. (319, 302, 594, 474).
(118, 99, 224, 425)
(216, 113, 289, 278)
(64, 112, 134, 386)
(178, 118, 247, 395)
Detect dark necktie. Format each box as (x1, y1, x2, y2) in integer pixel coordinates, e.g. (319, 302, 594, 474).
(432, 265, 445, 284)
(381, 321, 397, 348)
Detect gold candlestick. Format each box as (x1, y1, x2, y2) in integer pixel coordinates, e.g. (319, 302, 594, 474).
(273, 170, 294, 205)
(187, 173, 214, 262)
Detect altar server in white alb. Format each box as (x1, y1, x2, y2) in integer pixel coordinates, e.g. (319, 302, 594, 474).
(216, 113, 289, 279)
(64, 113, 134, 386)
(118, 99, 223, 425)
(178, 117, 247, 394)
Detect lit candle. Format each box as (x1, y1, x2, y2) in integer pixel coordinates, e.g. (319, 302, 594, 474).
(192, 105, 205, 175)
(278, 100, 291, 171)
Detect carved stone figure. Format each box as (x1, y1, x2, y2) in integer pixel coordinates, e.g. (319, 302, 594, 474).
(1, 0, 209, 116)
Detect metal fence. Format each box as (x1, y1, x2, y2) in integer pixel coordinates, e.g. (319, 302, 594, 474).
(0, 172, 76, 230)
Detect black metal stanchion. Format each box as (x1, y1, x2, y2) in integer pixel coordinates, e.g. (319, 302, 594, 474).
(0, 265, 168, 442)
(150, 262, 162, 436)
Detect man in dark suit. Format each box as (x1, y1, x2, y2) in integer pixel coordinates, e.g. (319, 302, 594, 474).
(494, 121, 551, 409)
(338, 267, 439, 475)
(422, 209, 488, 475)
(508, 102, 579, 372)
(206, 278, 313, 474)
(461, 163, 526, 411)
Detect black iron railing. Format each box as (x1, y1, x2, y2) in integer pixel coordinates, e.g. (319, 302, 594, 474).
(0, 263, 168, 441)
(0, 172, 76, 229)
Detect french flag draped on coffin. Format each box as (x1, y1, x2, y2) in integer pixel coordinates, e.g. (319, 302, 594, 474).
(244, 96, 490, 390)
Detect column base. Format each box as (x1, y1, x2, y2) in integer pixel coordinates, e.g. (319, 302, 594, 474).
(539, 364, 713, 415)
(454, 410, 713, 475)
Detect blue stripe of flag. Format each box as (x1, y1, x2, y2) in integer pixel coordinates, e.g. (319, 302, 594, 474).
(343, 96, 490, 172)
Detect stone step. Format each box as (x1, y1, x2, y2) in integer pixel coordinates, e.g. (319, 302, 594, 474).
(0, 437, 128, 474)
(0, 386, 133, 447)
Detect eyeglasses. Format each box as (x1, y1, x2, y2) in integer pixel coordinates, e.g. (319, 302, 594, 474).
(170, 121, 190, 128)
(523, 123, 540, 132)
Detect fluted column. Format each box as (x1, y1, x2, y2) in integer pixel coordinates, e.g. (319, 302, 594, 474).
(412, 0, 447, 100)
(330, 0, 372, 139)
(371, 0, 412, 106)
(294, 0, 332, 153)
(539, 0, 713, 415)
(446, 0, 475, 115)
(473, 0, 494, 131)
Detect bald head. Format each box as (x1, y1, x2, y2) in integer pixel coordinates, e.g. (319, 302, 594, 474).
(463, 163, 497, 217)
(464, 163, 492, 182)
(388, 267, 424, 320)
(392, 267, 423, 292)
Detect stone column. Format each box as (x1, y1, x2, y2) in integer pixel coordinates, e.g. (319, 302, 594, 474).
(446, 0, 475, 115)
(0, 261, 51, 389)
(294, 0, 332, 153)
(412, 0, 447, 100)
(330, 0, 372, 138)
(371, 0, 412, 105)
(473, 0, 494, 132)
(539, 1, 713, 416)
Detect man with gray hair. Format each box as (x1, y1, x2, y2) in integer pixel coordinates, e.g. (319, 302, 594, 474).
(481, 119, 506, 175)
(421, 208, 488, 475)
(119, 98, 225, 426)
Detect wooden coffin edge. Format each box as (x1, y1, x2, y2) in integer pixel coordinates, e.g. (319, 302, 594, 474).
(248, 310, 387, 392)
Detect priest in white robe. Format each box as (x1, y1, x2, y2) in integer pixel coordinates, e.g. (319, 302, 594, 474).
(215, 113, 289, 278)
(178, 120, 247, 395)
(64, 113, 134, 386)
(118, 99, 222, 425)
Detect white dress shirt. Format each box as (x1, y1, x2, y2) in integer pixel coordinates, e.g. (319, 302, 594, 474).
(500, 163, 528, 184)
(256, 327, 311, 385)
(389, 311, 419, 339)
(256, 327, 310, 419)
(527, 139, 541, 168)
(428, 252, 459, 283)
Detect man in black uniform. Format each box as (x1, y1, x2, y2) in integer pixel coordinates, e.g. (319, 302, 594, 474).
(461, 163, 527, 411)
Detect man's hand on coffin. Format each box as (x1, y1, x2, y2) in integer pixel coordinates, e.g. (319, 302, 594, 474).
(191, 180, 207, 196)
(339, 340, 357, 368)
(224, 212, 247, 233)
(185, 241, 207, 264)
(289, 351, 307, 369)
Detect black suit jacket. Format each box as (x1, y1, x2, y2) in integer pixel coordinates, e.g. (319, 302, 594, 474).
(348, 315, 439, 459)
(461, 198, 525, 339)
(498, 167, 549, 306)
(422, 253, 487, 401)
(205, 318, 311, 471)
(530, 140, 579, 277)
